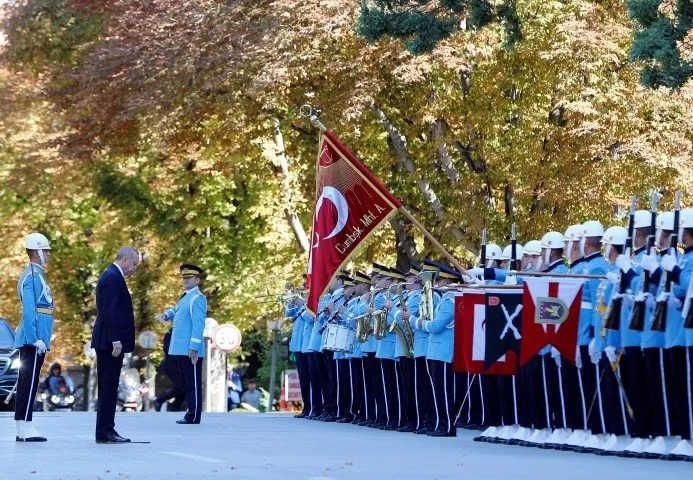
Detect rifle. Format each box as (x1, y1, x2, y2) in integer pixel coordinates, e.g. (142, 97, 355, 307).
(605, 195, 637, 330)
(509, 223, 519, 272)
(651, 191, 682, 332)
(480, 228, 488, 268)
(629, 191, 662, 331)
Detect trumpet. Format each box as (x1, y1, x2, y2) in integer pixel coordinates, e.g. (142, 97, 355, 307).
(253, 282, 306, 304)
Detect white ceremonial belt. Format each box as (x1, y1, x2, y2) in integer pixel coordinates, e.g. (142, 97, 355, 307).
(581, 302, 593, 310)
(190, 338, 202, 344)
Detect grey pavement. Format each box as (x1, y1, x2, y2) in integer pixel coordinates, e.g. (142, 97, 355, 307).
(1, 412, 690, 480)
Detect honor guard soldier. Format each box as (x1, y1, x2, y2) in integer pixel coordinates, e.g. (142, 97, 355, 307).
(158, 264, 208, 424)
(14, 233, 54, 442)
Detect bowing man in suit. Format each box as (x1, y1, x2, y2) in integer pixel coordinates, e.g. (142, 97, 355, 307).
(92, 247, 140, 444)
(158, 264, 208, 424)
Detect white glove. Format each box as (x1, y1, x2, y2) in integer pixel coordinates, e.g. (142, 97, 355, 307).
(33, 339, 47, 354)
(668, 295, 683, 310)
(661, 254, 677, 272)
(588, 338, 596, 357)
(590, 347, 601, 365)
(605, 345, 617, 363)
(467, 267, 484, 279)
(504, 275, 518, 286)
(645, 292, 656, 310)
(550, 346, 562, 367)
(656, 291, 669, 304)
(605, 272, 620, 285)
(615, 254, 632, 274)
(575, 345, 582, 369)
(640, 253, 659, 274)
(622, 293, 635, 309)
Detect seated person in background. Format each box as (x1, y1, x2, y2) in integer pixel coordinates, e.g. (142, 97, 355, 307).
(241, 380, 263, 409)
(44, 363, 73, 395)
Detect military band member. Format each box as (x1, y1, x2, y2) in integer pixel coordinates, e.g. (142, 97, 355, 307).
(418, 261, 461, 437)
(158, 264, 207, 424)
(373, 267, 400, 429)
(14, 233, 54, 442)
(333, 277, 358, 422)
(300, 284, 322, 419)
(392, 265, 422, 432)
(346, 272, 372, 424)
(286, 278, 311, 418)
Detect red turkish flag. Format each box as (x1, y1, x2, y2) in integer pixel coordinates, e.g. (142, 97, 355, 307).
(453, 290, 517, 375)
(306, 130, 402, 315)
(519, 277, 584, 366)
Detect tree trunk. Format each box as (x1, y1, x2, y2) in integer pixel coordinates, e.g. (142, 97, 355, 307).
(389, 215, 418, 271)
(431, 119, 460, 184)
(273, 118, 309, 252)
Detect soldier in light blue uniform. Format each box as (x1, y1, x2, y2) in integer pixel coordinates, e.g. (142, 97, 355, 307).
(660, 208, 693, 452)
(300, 290, 322, 419)
(14, 233, 54, 442)
(344, 271, 372, 424)
(391, 265, 422, 432)
(376, 267, 405, 430)
(419, 262, 461, 437)
(158, 264, 208, 424)
(286, 279, 311, 418)
(332, 277, 358, 422)
(407, 261, 441, 434)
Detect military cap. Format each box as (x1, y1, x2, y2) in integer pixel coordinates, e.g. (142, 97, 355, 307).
(180, 264, 203, 278)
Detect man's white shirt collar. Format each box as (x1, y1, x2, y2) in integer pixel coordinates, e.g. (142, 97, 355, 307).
(113, 263, 125, 278)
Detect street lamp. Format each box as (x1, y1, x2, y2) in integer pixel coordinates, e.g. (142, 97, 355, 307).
(266, 319, 284, 412)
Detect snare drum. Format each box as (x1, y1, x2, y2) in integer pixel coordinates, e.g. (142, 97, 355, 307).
(322, 324, 355, 352)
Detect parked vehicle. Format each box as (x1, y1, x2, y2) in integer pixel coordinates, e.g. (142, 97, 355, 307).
(0, 319, 19, 411)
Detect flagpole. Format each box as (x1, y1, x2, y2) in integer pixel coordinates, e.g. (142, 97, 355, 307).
(512, 271, 607, 280)
(398, 207, 468, 275)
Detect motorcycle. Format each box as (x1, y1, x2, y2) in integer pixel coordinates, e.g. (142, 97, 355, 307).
(117, 367, 145, 412)
(37, 376, 83, 412)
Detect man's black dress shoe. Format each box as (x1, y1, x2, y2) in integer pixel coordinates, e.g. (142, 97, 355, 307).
(96, 433, 131, 444)
(176, 419, 198, 424)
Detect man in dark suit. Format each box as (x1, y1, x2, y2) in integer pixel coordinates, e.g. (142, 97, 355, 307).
(91, 247, 140, 444)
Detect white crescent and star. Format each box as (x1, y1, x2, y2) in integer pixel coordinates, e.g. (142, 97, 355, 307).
(312, 186, 349, 249)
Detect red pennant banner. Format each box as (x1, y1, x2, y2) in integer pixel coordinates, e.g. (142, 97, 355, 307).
(306, 130, 402, 315)
(519, 276, 584, 366)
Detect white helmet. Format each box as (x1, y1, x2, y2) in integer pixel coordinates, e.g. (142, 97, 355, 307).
(25, 232, 51, 265)
(579, 220, 604, 257)
(485, 243, 503, 268)
(679, 208, 693, 242)
(25, 233, 51, 251)
(563, 224, 582, 242)
(633, 210, 651, 229)
(501, 244, 525, 261)
(523, 240, 542, 256)
(541, 232, 565, 250)
(581, 220, 604, 238)
(655, 211, 674, 245)
(601, 226, 628, 259)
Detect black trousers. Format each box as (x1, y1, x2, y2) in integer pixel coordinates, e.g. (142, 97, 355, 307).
(369, 355, 388, 424)
(620, 347, 646, 437)
(361, 353, 378, 422)
(95, 348, 125, 437)
(396, 357, 416, 428)
(499, 374, 520, 426)
(295, 352, 312, 415)
(531, 355, 552, 430)
(562, 345, 592, 431)
(414, 356, 435, 430)
(518, 357, 539, 428)
(349, 358, 364, 420)
(428, 359, 455, 434)
(545, 358, 568, 429)
(466, 371, 486, 427)
(667, 346, 690, 438)
(335, 359, 353, 419)
(378, 358, 400, 427)
(319, 351, 336, 415)
(480, 374, 503, 428)
(175, 355, 202, 423)
(14, 345, 45, 422)
(306, 352, 323, 416)
(643, 347, 671, 437)
(155, 387, 185, 409)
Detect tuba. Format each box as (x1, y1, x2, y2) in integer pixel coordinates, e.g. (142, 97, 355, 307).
(389, 285, 414, 358)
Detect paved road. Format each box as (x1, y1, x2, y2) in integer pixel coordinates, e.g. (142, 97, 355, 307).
(1, 412, 688, 480)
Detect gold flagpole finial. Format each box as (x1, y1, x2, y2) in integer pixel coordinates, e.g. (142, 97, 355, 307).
(300, 104, 327, 131)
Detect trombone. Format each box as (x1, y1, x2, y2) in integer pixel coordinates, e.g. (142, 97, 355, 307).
(253, 282, 306, 304)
